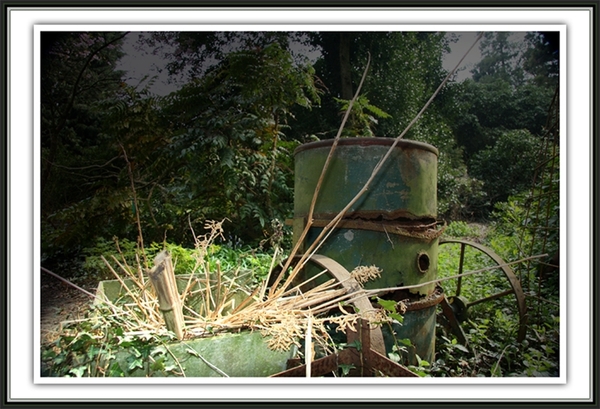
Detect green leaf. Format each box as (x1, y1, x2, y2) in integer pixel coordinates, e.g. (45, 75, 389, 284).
(416, 355, 430, 367)
(389, 313, 404, 323)
(108, 362, 124, 377)
(364, 102, 392, 119)
(150, 357, 166, 372)
(69, 366, 87, 378)
(388, 352, 401, 363)
(338, 364, 355, 376)
(128, 357, 144, 371)
(347, 340, 362, 352)
(376, 298, 397, 313)
(86, 345, 102, 360)
(130, 346, 142, 358)
(453, 344, 469, 353)
(398, 338, 413, 347)
(151, 346, 167, 357)
(41, 349, 57, 360)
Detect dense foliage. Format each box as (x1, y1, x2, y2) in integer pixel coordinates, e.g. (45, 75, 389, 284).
(42, 220, 559, 377)
(41, 32, 129, 261)
(41, 31, 558, 264)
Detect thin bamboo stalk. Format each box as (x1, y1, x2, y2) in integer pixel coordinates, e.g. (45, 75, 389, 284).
(305, 315, 313, 378)
(260, 247, 280, 300)
(102, 255, 153, 323)
(40, 266, 97, 299)
(148, 251, 186, 340)
(268, 55, 373, 297)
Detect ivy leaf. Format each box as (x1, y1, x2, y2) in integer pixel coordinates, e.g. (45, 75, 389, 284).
(151, 357, 166, 372)
(347, 340, 362, 352)
(151, 346, 167, 357)
(108, 362, 124, 377)
(69, 366, 87, 378)
(376, 298, 397, 313)
(338, 364, 355, 376)
(128, 357, 144, 371)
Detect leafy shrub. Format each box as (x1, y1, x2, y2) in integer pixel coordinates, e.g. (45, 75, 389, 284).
(42, 237, 283, 378)
(437, 162, 487, 220)
(443, 221, 485, 239)
(82, 237, 278, 284)
(41, 304, 180, 378)
(469, 129, 543, 208)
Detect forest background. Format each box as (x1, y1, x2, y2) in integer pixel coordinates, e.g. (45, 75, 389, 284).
(40, 30, 560, 271)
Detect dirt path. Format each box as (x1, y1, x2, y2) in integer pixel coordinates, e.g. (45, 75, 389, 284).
(40, 271, 98, 346)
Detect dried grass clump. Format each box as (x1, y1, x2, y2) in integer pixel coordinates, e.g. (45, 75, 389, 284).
(350, 265, 382, 285)
(88, 219, 385, 356)
(258, 309, 305, 351)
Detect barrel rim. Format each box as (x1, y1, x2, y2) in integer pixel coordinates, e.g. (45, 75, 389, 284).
(294, 137, 439, 157)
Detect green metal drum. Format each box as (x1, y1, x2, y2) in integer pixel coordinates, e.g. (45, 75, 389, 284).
(302, 224, 439, 295)
(294, 138, 438, 222)
(293, 138, 443, 365)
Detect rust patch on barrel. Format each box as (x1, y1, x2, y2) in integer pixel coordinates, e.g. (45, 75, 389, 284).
(308, 216, 446, 242)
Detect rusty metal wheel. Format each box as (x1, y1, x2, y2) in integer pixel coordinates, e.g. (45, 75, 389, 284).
(438, 239, 528, 343)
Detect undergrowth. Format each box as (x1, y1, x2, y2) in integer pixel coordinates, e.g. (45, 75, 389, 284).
(430, 220, 560, 377)
(41, 218, 560, 378)
(41, 221, 373, 377)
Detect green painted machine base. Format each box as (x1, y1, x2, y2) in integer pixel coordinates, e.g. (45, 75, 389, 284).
(111, 331, 296, 377)
(94, 278, 296, 377)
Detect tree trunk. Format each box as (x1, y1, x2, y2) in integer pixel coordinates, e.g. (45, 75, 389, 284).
(339, 33, 353, 100)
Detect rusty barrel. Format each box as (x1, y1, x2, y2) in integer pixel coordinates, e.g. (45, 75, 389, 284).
(293, 138, 444, 364)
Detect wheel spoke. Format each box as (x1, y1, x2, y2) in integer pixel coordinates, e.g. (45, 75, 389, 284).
(468, 289, 514, 307)
(456, 242, 466, 297)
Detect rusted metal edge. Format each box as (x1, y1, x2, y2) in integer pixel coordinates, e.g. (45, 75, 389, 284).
(364, 349, 420, 378)
(272, 348, 418, 377)
(271, 348, 357, 377)
(346, 210, 437, 223)
(401, 286, 445, 312)
(294, 137, 439, 157)
(312, 209, 438, 223)
(297, 218, 447, 241)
